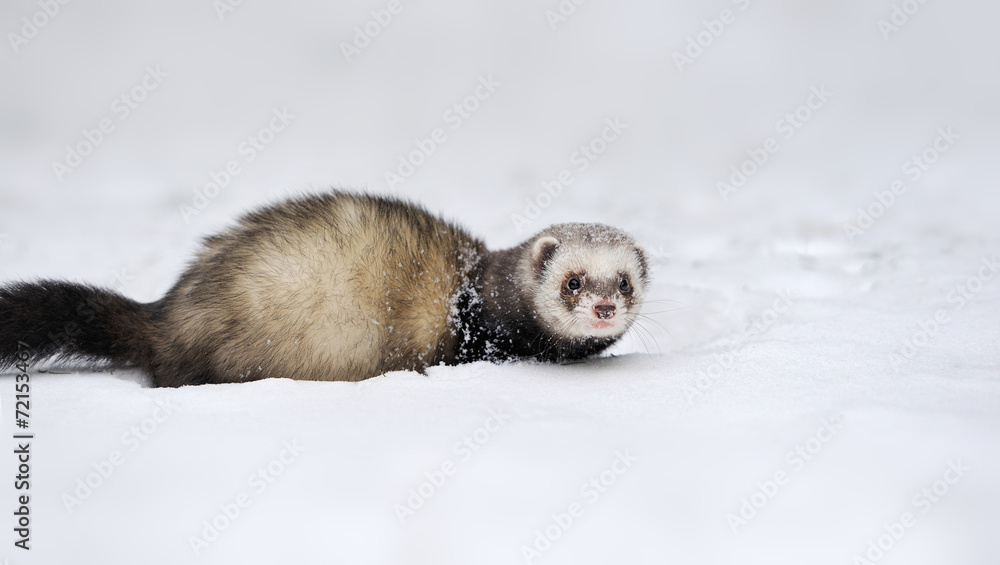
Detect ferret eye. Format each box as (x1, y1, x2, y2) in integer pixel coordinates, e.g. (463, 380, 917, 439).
(619, 278, 631, 293)
(566, 277, 581, 291)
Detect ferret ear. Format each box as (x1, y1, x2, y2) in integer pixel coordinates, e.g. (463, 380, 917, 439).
(531, 236, 560, 276)
(633, 244, 650, 281)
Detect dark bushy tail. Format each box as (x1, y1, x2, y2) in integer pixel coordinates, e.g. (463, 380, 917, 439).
(0, 280, 157, 373)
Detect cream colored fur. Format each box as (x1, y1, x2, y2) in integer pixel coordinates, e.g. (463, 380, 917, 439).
(159, 193, 482, 382)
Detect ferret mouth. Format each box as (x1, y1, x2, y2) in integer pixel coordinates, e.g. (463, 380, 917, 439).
(572, 311, 627, 338)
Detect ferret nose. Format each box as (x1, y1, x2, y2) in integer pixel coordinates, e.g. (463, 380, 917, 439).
(593, 303, 616, 319)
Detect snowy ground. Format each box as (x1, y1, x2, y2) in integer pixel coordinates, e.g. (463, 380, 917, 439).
(1, 0, 999, 563)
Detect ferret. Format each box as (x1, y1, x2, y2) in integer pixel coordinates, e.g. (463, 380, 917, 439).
(0, 191, 649, 386)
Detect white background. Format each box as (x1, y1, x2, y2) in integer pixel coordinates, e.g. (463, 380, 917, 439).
(1, 0, 998, 563)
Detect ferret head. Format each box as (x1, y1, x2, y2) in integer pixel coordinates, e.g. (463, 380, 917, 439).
(525, 223, 650, 341)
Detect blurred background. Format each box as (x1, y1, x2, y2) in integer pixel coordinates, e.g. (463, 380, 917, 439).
(1, 2, 999, 564)
(2, 0, 998, 292)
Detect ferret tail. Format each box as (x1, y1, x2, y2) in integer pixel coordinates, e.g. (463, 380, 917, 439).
(0, 280, 157, 374)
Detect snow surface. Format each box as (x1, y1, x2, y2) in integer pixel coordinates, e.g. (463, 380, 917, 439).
(1, 0, 999, 563)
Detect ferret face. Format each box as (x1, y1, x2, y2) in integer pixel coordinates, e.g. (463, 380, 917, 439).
(529, 226, 649, 341)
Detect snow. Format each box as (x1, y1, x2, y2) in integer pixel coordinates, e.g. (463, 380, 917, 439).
(1, 0, 999, 563)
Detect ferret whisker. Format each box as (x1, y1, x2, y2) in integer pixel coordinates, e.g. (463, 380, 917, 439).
(633, 313, 671, 335)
